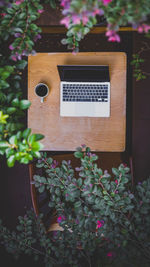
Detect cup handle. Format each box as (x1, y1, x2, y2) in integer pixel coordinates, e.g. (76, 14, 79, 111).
(41, 97, 44, 103)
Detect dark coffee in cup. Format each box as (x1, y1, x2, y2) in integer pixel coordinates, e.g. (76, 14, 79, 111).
(35, 84, 48, 97)
(34, 83, 49, 103)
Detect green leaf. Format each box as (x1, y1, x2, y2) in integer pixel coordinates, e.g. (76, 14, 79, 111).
(28, 134, 36, 144)
(74, 201, 82, 209)
(11, 98, 20, 107)
(7, 155, 16, 167)
(112, 168, 119, 176)
(22, 128, 31, 139)
(77, 178, 82, 187)
(31, 141, 44, 152)
(1, 71, 10, 80)
(35, 134, 45, 141)
(9, 135, 17, 145)
(0, 141, 9, 148)
(0, 111, 9, 124)
(104, 195, 110, 201)
(39, 185, 45, 193)
(74, 151, 83, 158)
(13, 27, 23, 33)
(7, 107, 17, 114)
(16, 60, 27, 70)
(32, 151, 41, 158)
(19, 100, 31, 110)
(20, 157, 29, 164)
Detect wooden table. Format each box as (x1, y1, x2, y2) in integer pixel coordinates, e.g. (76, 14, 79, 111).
(28, 52, 126, 151)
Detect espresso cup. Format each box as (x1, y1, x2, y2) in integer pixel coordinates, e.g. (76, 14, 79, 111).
(34, 83, 49, 103)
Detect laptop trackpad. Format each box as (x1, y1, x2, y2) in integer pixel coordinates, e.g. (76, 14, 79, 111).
(75, 103, 94, 116)
(60, 102, 110, 117)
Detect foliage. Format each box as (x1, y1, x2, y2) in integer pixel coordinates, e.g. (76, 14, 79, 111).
(0, 146, 150, 266)
(60, 0, 150, 52)
(0, 0, 49, 166)
(131, 40, 150, 81)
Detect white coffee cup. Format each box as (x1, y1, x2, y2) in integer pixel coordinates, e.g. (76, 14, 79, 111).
(34, 83, 49, 103)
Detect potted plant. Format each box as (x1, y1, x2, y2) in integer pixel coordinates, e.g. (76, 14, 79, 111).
(1, 145, 150, 266)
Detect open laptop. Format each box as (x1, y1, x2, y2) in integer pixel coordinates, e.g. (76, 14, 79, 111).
(57, 65, 110, 117)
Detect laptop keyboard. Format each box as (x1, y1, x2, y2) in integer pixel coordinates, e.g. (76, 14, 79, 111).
(62, 83, 108, 102)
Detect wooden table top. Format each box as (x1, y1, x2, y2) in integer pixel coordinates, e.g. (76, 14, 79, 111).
(28, 52, 126, 151)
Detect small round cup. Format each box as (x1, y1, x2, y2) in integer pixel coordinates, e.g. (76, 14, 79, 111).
(34, 83, 49, 103)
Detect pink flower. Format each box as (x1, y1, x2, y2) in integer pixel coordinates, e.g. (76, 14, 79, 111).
(103, 0, 112, 5)
(15, 0, 23, 5)
(138, 24, 150, 33)
(11, 56, 17, 61)
(115, 179, 118, 184)
(72, 15, 81, 24)
(107, 251, 113, 257)
(106, 30, 115, 37)
(123, 163, 127, 167)
(38, 9, 44, 14)
(61, 0, 70, 8)
(138, 26, 143, 33)
(72, 51, 77, 55)
(97, 220, 104, 228)
(107, 33, 120, 42)
(60, 17, 70, 28)
(57, 216, 62, 223)
(57, 215, 66, 223)
(82, 15, 89, 25)
(0, 13, 6, 17)
(9, 44, 14, 50)
(93, 9, 104, 16)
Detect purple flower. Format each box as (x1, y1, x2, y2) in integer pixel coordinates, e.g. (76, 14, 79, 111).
(75, 219, 79, 224)
(14, 33, 21, 37)
(75, 167, 81, 171)
(51, 160, 58, 169)
(61, 0, 70, 9)
(34, 34, 41, 42)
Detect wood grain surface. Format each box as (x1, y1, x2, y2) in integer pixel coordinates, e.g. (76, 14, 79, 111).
(28, 52, 126, 151)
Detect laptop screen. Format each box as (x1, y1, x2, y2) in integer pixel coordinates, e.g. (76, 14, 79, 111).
(57, 65, 110, 82)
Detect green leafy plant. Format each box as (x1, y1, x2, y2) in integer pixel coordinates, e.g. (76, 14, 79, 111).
(0, 146, 150, 266)
(131, 41, 150, 81)
(0, 0, 49, 165)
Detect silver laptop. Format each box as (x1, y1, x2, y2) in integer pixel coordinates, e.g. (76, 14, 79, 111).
(57, 65, 110, 117)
